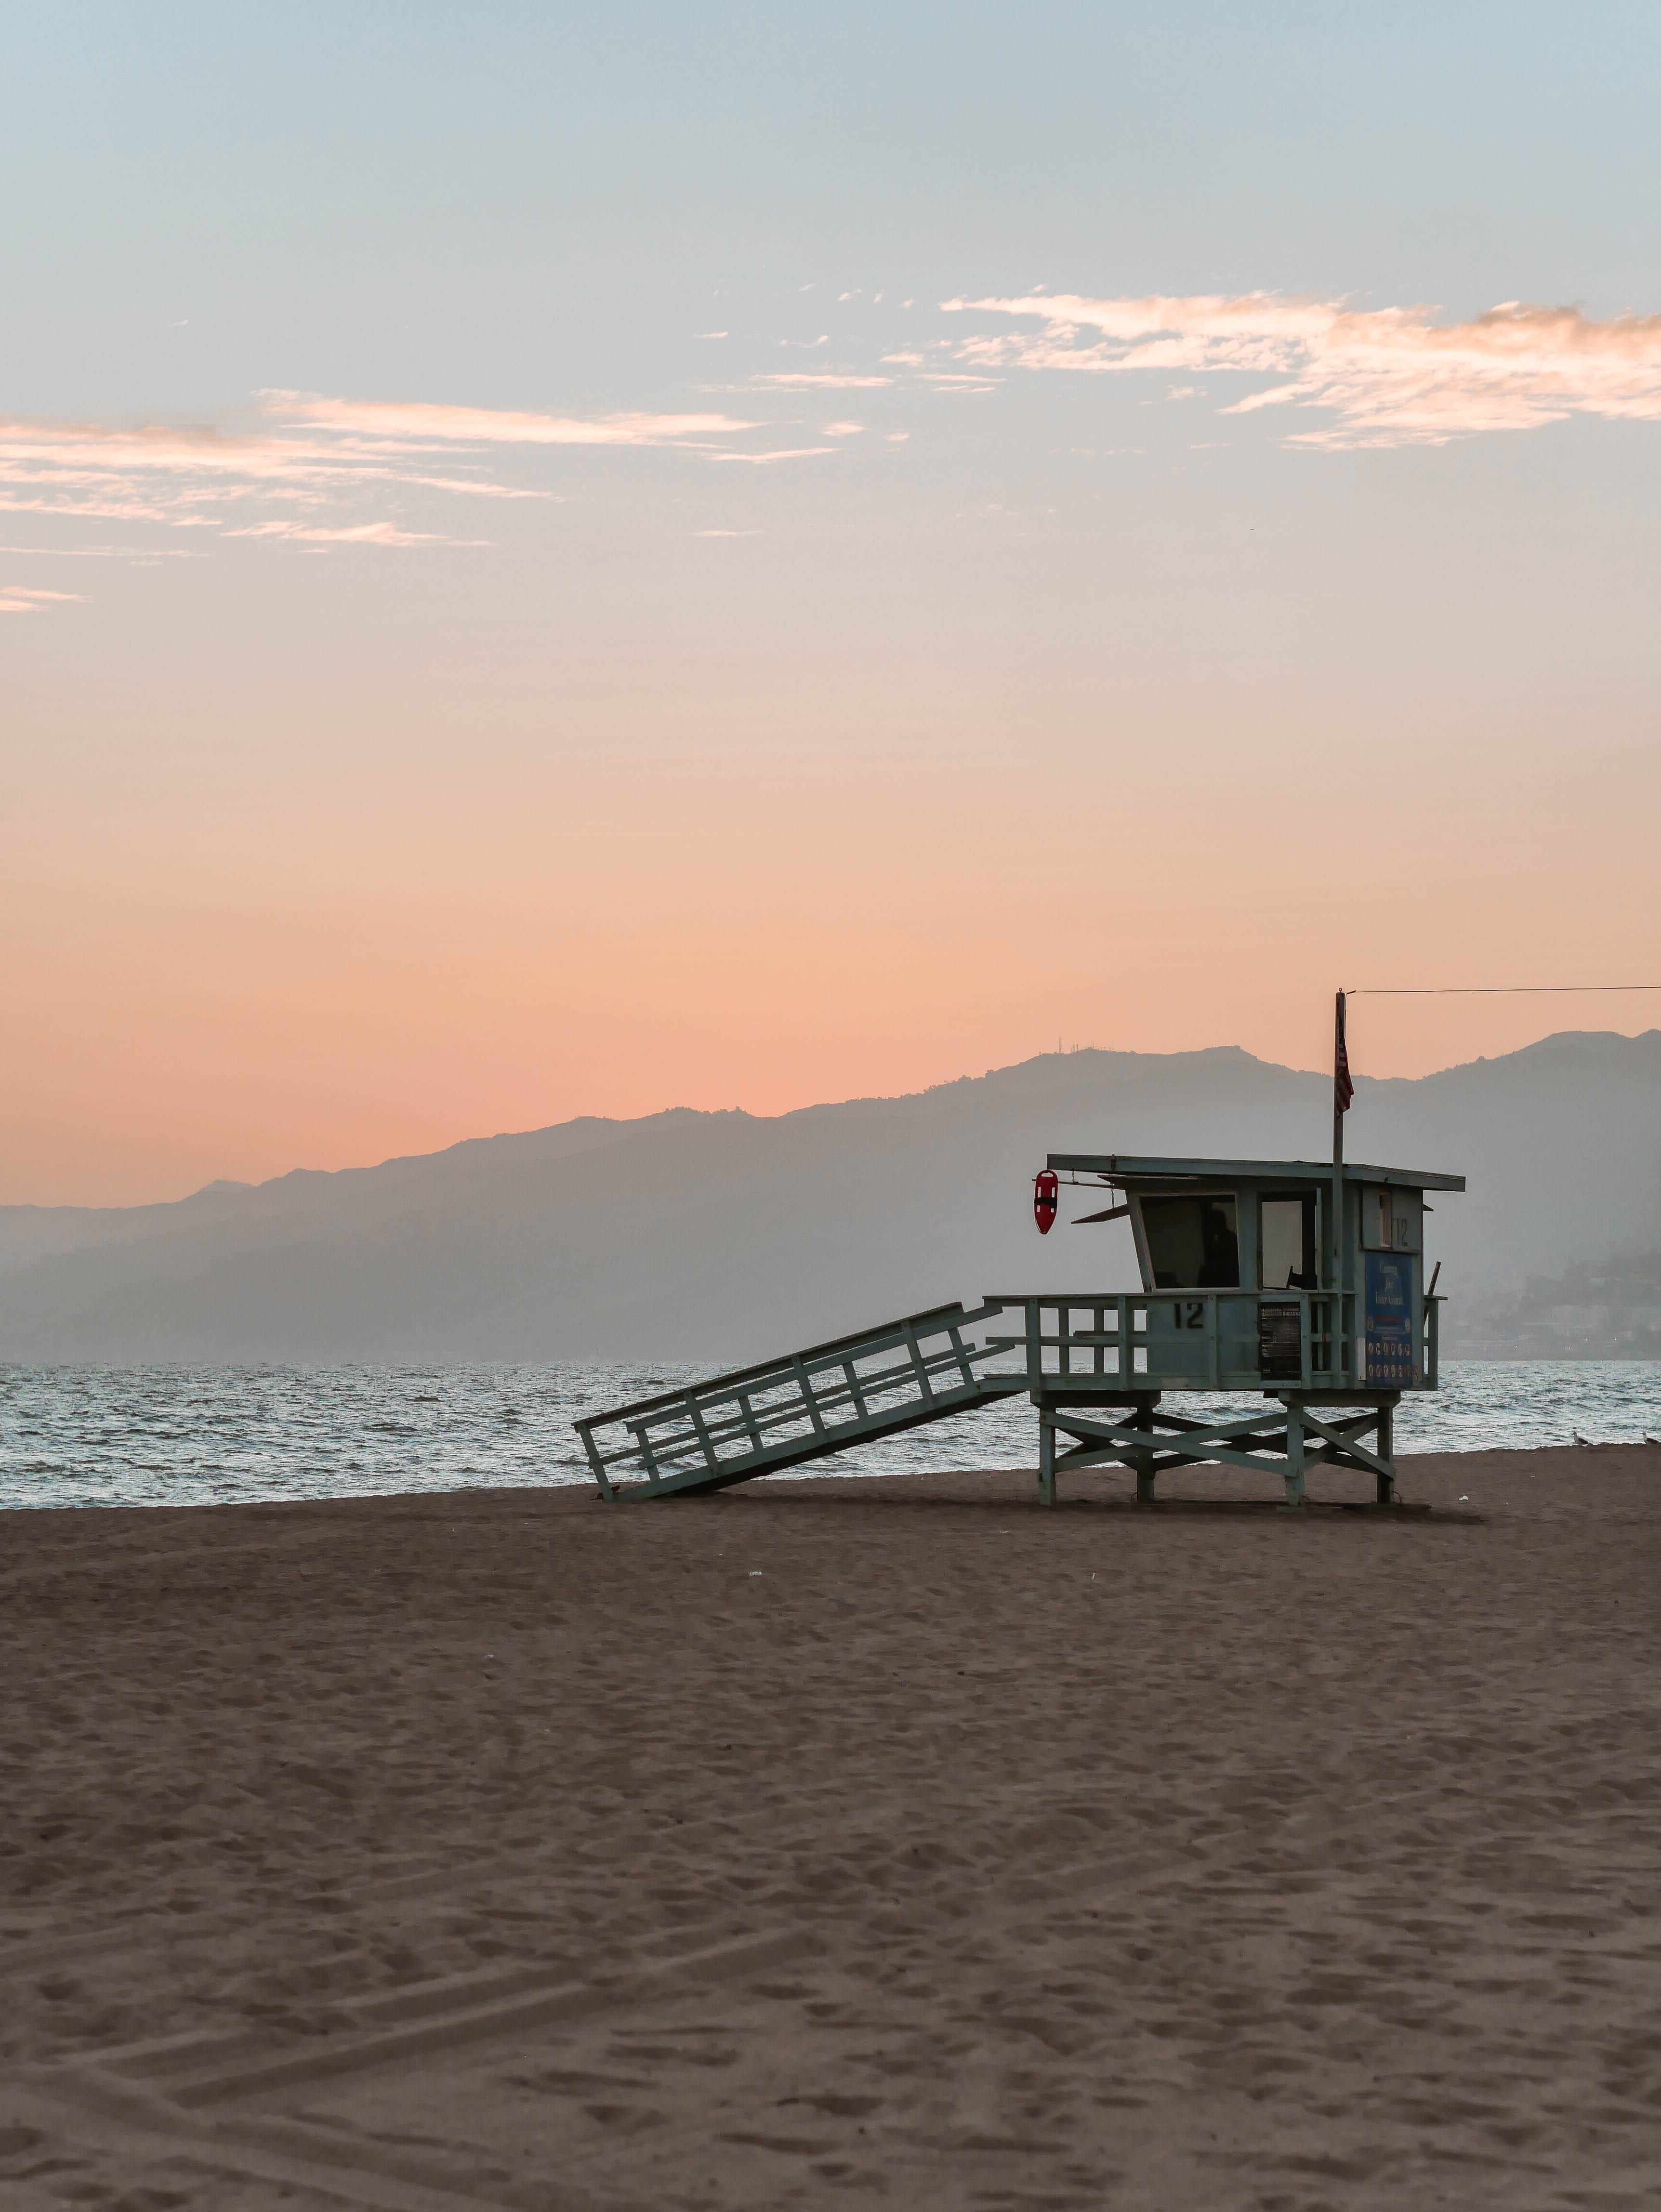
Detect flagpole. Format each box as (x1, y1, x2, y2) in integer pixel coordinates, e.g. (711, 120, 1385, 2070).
(1332, 988, 1347, 1376)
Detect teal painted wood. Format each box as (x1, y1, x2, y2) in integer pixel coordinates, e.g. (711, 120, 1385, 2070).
(1040, 1397, 1398, 1507)
(574, 1300, 1028, 1500)
(574, 1288, 1439, 1501)
(574, 1149, 1459, 1503)
(981, 1290, 1370, 1394)
(1047, 1153, 1466, 1191)
(1045, 1155, 1461, 1392)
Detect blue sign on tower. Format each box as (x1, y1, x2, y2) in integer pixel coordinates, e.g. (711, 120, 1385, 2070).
(1364, 1250, 1414, 1387)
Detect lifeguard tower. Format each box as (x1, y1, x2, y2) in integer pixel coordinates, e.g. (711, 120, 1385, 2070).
(1011, 1149, 1462, 1506)
(575, 1005, 1463, 1507)
(574, 1149, 1460, 1508)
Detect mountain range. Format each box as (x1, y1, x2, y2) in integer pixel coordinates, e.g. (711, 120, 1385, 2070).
(2, 1031, 1656, 1363)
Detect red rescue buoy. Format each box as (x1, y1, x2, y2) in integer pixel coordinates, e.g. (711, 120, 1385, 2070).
(1033, 1169, 1058, 1235)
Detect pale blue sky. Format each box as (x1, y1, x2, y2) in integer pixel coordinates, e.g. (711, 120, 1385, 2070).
(9, 4, 1661, 414)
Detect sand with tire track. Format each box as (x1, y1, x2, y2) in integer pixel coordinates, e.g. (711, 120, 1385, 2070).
(3, 1445, 1660, 2209)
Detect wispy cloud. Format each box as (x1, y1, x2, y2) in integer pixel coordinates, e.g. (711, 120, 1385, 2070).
(747, 373, 893, 390)
(709, 447, 837, 465)
(0, 395, 769, 548)
(227, 519, 486, 547)
(941, 292, 1661, 446)
(0, 542, 201, 559)
(263, 395, 752, 447)
(0, 584, 81, 613)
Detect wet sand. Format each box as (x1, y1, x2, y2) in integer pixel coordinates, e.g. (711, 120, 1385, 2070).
(3, 1445, 1660, 2209)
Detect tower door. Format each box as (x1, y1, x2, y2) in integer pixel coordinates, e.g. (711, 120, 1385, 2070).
(1260, 1192, 1318, 1290)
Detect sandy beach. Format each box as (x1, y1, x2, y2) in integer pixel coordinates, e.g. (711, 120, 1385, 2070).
(4, 1445, 1660, 2209)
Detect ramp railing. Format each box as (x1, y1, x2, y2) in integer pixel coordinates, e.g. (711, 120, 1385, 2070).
(575, 1287, 1417, 1501)
(575, 1300, 1026, 1499)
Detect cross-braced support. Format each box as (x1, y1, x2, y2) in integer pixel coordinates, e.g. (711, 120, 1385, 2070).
(1033, 1391, 1401, 1509)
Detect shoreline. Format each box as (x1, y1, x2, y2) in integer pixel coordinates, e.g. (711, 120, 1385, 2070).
(2, 1436, 1657, 1519)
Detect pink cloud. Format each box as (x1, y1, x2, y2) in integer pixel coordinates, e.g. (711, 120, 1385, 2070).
(262, 395, 755, 445)
(941, 292, 1661, 446)
(227, 519, 487, 547)
(709, 447, 837, 465)
(0, 394, 774, 551)
(747, 373, 893, 390)
(0, 584, 81, 613)
(0, 542, 201, 559)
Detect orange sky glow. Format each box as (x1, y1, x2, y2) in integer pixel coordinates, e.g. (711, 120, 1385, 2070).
(7, 15, 1661, 1206)
(9, 617, 1657, 1203)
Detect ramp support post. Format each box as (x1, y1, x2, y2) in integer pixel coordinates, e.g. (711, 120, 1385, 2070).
(1037, 1405, 1056, 1507)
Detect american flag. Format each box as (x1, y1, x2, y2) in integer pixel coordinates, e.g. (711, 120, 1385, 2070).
(1334, 989, 1354, 1115)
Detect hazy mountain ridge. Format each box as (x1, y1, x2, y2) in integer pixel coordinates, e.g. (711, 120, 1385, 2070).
(1460, 1250, 1661, 1360)
(1, 1032, 1655, 1363)
(0, 1106, 722, 1277)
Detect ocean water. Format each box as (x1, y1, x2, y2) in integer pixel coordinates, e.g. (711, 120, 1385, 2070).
(1, 1360, 1659, 1512)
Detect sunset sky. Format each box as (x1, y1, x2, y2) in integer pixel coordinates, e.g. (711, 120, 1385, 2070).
(7, 4, 1661, 1204)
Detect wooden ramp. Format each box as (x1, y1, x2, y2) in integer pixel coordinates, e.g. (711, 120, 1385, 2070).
(575, 1302, 1027, 1500)
(575, 1290, 1412, 1506)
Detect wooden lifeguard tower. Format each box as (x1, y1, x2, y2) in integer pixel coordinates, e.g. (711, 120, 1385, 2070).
(1014, 1148, 1463, 1507)
(575, 997, 1463, 1508)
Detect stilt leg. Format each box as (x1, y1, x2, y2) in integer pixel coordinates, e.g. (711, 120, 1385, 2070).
(1037, 1406, 1056, 1507)
(1283, 1401, 1306, 1509)
(1133, 1396, 1156, 1505)
(1376, 1399, 1396, 1506)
